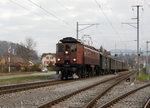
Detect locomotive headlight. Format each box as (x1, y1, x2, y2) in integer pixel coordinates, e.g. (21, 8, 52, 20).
(57, 58, 61, 62)
(73, 58, 77, 62)
(65, 51, 69, 55)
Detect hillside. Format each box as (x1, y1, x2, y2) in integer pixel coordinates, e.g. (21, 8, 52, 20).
(0, 40, 38, 60)
(0, 41, 18, 57)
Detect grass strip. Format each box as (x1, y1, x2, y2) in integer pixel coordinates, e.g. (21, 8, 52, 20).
(0, 75, 57, 85)
(0, 71, 41, 76)
(137, 71, 150, 81)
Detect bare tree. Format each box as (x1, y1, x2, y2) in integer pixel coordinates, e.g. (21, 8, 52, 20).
(17, 37, 38, 61)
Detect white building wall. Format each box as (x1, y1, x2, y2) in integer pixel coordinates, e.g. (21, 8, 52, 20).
(42, 54, 56, 67)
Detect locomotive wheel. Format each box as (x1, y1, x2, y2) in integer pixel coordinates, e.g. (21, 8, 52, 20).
(65, 76, 68, 80)
(80, 68, 85, 78)
(61, 75, 64, 80)
(78, 70, 82, 78)
(82, 67, 87, 78)
(89, 68, 93, 77)
(61, 71, 64, 80)
(82, 67, 86, 78)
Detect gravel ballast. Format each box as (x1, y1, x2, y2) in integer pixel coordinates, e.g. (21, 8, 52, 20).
(0, 74, 116, 108)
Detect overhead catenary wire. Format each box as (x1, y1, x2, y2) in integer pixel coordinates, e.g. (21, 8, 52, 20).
(94, 0, 123, 42)
(10, 0, 74, 28)
(10, 0, 75, 29)
(27, 0, 74, 28)
(143, 0, 150, 8)
(55, 0, 70, 11)
(8, 0, 75, 37)
(9, 0, 32, 12)
(28, 0, 59, 20)
(8, 0, 60, 24)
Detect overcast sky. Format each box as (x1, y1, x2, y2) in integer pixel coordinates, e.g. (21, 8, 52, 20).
(0, 0, 150, 55)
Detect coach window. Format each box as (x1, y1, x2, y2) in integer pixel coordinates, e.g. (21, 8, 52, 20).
(58, 45, 64, 52)
(71, 45, 77, 52)
(66, 44, 70, 51)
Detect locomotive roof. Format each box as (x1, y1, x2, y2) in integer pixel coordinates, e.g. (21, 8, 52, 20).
(59, 37, 112, 57)
(60, 37, 80, 43)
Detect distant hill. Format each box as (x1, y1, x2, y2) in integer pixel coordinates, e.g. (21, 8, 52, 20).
(0, 41, 18, 57)
(0, 40, 38, 60)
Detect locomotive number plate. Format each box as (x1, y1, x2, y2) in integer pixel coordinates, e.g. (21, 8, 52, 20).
(65, 56, 70, 59)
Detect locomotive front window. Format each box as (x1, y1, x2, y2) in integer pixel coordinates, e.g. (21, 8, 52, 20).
(71, 45, 77, 52)
(58, 45, 64, 52)
(66, 44, 70, 51)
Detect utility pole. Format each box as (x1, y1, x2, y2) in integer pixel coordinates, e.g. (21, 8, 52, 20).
(132, 5, 142, 76)
(77, 22, 79, 40)
(146, 41, 150, 74)
(122, 5, 142, 76)
(8, 44, 11, 72)
(115, 41, 117, 74)
(76, 22, 99, 40)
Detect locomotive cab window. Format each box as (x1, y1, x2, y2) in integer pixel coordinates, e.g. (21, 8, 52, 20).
(66, 44, 70, 51)
(58, 45, 64, 52)
(71, 45, 77, 52)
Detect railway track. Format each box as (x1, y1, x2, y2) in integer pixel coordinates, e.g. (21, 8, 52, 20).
(0, 71, 129, 96)
(0, 80, 72, 95)
(0, 77, 105, 95)
(38, 71, 135, 108)
(144, 98, 150, 108)
(98, 82, 150, 108)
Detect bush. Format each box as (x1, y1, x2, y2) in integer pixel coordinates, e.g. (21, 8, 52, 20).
(30, 64, 41, 72)
(47, 67, 53, 71)
(0, 65, 8, 73)
(47, 65, 55, 71)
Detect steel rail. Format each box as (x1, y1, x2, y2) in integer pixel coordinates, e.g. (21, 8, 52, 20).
(84, 71, 135, 108)
(0, 80, 58, 90)
(99, 83, 150, 108)
(0, 80, 69, 95)
(38, 71, 134, 108)
(0, 73, 124, 95)
(144, 98, 150, 108)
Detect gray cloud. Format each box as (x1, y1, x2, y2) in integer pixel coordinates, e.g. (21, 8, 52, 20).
(0, 0, 149, 55)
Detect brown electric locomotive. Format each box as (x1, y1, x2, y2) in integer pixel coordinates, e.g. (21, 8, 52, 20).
(55, 37, 129, 80)
(55, 37, 100, 79)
